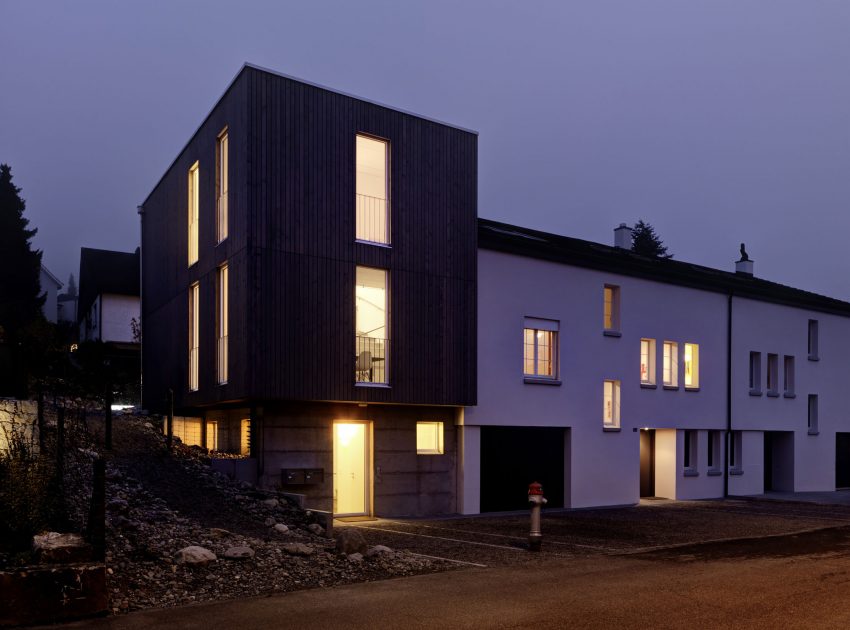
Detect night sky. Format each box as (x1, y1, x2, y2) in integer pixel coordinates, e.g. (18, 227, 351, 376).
(2, 1, 848, 298)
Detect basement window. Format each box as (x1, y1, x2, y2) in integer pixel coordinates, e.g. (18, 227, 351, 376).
(417, 421, 444, 455)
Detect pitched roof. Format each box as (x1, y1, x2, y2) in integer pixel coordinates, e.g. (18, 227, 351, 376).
(78, 247, 140, 323)
(478, 218, 850, 317)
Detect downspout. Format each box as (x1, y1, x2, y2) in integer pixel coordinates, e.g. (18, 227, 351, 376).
(724, 291, 733, 498)
(137, 205, 144, 409)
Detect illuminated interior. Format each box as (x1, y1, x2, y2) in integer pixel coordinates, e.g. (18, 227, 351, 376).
(355, 266, 388, 383)
(217, 264, 229, 385)
(240, 418, 251, 456)
(188, 161, 199, 266)
(663, 341, 678, 387)
(217, 128, 228, 243)
(333, 422, 368, 515)
(603, 285, 619, 330)
(603, 380, 620, 427)
(206, 421, 218, 450)
(416, 421, 444, 455)
(684, 343, 699, 388)
(189, 283, 199, 391)
(640, 338, 655, 384)
(355, 135, 389, 244)
(523, 322, 557, 378)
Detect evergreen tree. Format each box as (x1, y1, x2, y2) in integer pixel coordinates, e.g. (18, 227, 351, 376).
(66, 273, 77, 298)
(631, 219, 673, 259)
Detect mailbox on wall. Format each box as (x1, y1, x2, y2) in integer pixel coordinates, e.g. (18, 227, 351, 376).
(281, 468, 324, 485)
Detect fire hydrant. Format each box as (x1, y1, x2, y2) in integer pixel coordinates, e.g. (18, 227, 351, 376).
(528, 481, 547, 551)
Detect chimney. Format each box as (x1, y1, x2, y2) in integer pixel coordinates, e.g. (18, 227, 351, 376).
(614, 223, 632, 249)
(735, 243, 753, 276)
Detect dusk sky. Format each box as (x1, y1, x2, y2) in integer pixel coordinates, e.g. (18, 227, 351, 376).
(2, 1, 848, 298)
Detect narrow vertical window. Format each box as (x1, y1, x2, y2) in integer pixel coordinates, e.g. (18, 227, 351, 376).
(603, 285, 620, 334)
(356, 135, 389, 244)
(189, 282, 199, 391)
(188, 161, 199, 266)
(603, 380, 621, 429)
(216, 128, 229, 243)
(808, 394, 818, 435)
(206, 421, 218, 451)
(749, 352, 761, 394)
(783, 356, 795, 397)
(684, 343, 699, 389)
(240, 418, 251, 456)
(640, 338, 656, 386)
(217, 264, 228, 385)
(729, 431, 743, 471)
(684, 430, 697, 470)
(808, 320, 819, 360)
(355, 266, 388, 383)
(663, 341, 678, 387)
(708, 430, 721, 470)
(523, 318, 559, 380)
(766, 353, 779, 396)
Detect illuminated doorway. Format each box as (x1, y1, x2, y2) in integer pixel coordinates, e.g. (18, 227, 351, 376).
(333, 422, 371, 516)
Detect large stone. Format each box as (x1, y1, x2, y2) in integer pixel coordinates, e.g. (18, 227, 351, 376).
(335, 528, 368, 555)
(281, 543, 314, 557)
(262, 498, 279, 508)
(273, 523, 289, 534)
(366, 545, 394, 558)
(32, 532, 93, 564)
(209, 528, 231, 539)
(307, 523, 325, 537)
(173, 546, 217, 566)
(264, 517, 276, 527)
(223, 546, 255, 560)
(347, 552, 364, 563)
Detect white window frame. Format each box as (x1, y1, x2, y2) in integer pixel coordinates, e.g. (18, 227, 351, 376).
(603, 380, 621, 429)
(640, 338, 656, 386)
(217, 264, 229, 385)
(523, 318, 559, 381)
(188, 161, 199, 266)
(663, 341, 678, 388)
(684, 343, 700, 390)
(189, 282, 199, 391)
(216, 128, 229, 244)
(416, 421, 444, 455)
(603, 285, 620, 334)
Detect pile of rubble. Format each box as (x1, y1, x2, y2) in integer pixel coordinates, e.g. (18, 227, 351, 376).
(84, 418, 450, 614)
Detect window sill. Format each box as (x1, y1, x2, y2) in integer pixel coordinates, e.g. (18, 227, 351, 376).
(215, 237, 228, 247)
(603, 330, 622, 338)
(766, 392, 780, 398)
(783, 393, 796, 399)
(355, 382, 391, 389)
(683, 469, 699, 478)
(684, 386, 700, 392)
(808, 429, 819, 436)
(523, 377, 562, 386)
(355, 239, 392, 249)
(640, 383, 657, 390)
(707, 470, 722, 477)
(808, 355, 819, 362)
(749, 390, 762, 397)
(729, 468, 744, 476)
(663, 385, 679, 391)
(602, 426, 621, 432)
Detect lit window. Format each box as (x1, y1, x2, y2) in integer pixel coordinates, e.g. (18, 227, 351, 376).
(640, 338, 656, 385)
(416, 421, 444, 455)
(808, 394, 818, 435)
(189, 283, 199, 391)
(663, 341, 678, 387)
(603, 380, 620, 428)
(355, 266, 388, 383)
(216, 129, 229, 243)
(766, 353, 779, 396)
(240, 418, 251, 456)
(356, 135, 389, 244)
(749, 352, 761, 394)
(603, 285, 620, 333)
(188, 161, 199, 266)
(684, 343, 699, 389)
(217, 264, 228, 385)
(523, 318, 559, 379)
(684, 430, 697, 470)
(206, 421, 218, 451)
(808, 320, 819, 360)
(783, 356, 795, 396)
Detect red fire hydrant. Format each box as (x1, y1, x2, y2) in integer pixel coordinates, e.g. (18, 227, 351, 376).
(528, 481, 547, 551)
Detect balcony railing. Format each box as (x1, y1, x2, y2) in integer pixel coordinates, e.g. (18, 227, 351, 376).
(355, 336, 388, 383)
(355, 193, 389, 244)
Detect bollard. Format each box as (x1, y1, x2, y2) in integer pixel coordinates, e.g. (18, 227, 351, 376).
(528, 481, 547, 551)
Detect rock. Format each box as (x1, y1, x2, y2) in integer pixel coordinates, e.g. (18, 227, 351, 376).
(347, 552, 364, 563)
(143, 422, 154, 429)
(108, 498, 129, 512)
(264, 517, 276, 527)
(281, 543, 314, 557)
(209, 528, 231, 539)
(223, 546, 255, 560)
(262, 498, 279, 508)
(173, 546, 217, 566)
(366, 545, 394, 558)
(335, 528, 367, 555)
(307, 523, 325, 536)
(273, 524, 289, 534)
(32, 532, 93, 564)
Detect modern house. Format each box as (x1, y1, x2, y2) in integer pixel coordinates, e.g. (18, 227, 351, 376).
(78, 247, 141, 345)
(39, 265, 62, 324)
(140, 64, 477, 517)
(140, 64, 850, 517)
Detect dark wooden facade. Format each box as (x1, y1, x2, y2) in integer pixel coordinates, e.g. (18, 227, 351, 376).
(142, 65, 477, 413)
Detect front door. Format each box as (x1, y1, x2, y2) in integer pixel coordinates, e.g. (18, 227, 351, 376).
(640, 429, 656, 498)
(333, 422, 370, 516)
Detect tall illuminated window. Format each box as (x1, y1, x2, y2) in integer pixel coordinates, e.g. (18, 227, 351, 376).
(640, 338, 655, 385)
(356, 134, 389, 244)
(216, 128, 229, 243)
(523, 318, 558, 379)
(217, 264, 228, 385)
(603, 380, 620, 428)
(355, 266, 388, 383)
(684, 343, 699, 389)
(663, 341, 678, 387)
(188, 161, 199, 266)
(189, 282, 199, 391)
(603, 285, 620, 333)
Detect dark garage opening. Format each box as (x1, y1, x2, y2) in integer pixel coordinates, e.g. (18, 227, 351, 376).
(836, 433, 850, 489)
(480, 426, 566, 512)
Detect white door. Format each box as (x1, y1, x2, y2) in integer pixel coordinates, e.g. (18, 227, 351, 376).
(333, 422, 370, 516)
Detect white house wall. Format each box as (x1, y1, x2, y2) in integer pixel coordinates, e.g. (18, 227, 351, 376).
(101, 294, 140, 343)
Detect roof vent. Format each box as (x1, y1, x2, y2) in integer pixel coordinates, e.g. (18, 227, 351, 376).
(614, 223, 632, 249)
(736, 243, 753, 276)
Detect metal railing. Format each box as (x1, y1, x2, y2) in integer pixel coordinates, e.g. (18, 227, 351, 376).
(355, 336, 388, 383)
(355, 193, 389, 244)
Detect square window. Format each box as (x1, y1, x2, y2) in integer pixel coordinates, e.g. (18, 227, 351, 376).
(684, 343, 699, 389)
(603, 285, 620, 333)
(640, 338, 656, 385)
(417, 421, 444, 455)
(663, 341, 678, 387)
(523, 318, 559, 379)
(603, 380, 621, 429)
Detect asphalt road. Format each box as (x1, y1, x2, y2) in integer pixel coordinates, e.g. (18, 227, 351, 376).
(59, 524, 850, 629)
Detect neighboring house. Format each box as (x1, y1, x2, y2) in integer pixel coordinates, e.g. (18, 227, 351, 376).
(462, 220, 850, 512)
(78, 247, 141, 344)
(39, 265, 62, 323)
(57, 292, 78, 325)
(140, 64, 478, 517)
